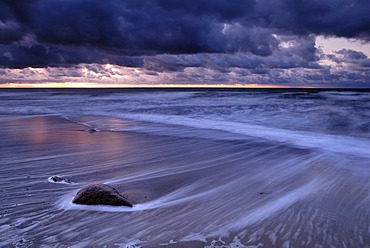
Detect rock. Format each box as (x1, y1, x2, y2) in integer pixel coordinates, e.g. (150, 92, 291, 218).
(48, 176, 72, 184)
(72, 183, 133, 207)
(86, 128, 98, 133)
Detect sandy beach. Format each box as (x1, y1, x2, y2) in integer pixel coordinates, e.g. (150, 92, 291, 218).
(1, 89, 370, 247)
(1, 114, 369, 247)
(1, 0, 369, 245)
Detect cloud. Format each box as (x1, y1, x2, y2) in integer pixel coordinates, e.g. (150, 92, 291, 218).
(144, 34, 320, 72)
(2, 0, 249, 54)
(255, 0, 370, 39)
(0, 60, 369, 88)
(0, 0, 369, 87)
(322, 49, 370, 70)
(0, 42, 144, 68)
(336, 49, 368, 60)
(0, 20, 22, 44)
(1, 1, 369, 66)
(2, 51, 14, 61)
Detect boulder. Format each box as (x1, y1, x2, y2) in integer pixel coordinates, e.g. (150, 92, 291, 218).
(72, 183, 133, 207)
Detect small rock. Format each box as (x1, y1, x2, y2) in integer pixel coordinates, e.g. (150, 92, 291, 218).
(49, 176, 72, 184)
(86, 128, 98, 133)
(50, 176, 63, 182)
(72, 183, 133, 207)
(259, 191, 271, 195)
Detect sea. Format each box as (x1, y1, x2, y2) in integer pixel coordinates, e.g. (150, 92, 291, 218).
(0, 88, 369, 247)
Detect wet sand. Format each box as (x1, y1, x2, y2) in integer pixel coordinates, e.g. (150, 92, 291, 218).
(1, 116, 369, 247)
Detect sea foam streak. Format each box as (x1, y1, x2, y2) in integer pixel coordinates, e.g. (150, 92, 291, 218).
(93, 112, 370, 158)
(59, 181, 229, 212)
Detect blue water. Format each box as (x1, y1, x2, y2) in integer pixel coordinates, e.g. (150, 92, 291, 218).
(1, 89, 370, 156)
(0, 89, 370, 247)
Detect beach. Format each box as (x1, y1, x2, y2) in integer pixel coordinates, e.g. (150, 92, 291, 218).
(1, 89, 370, 247)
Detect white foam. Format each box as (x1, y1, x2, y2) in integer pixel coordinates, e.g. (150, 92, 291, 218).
(181, 233, 207, 242)
(59, 180, 231, 213)
(319, 91, 370, 101)
(48, 176, 77, 185)
(210, 178, 320, 236)
(116, 239, 144, 248)
(101, 113, 370, 158)
(112, 91, 197, 101)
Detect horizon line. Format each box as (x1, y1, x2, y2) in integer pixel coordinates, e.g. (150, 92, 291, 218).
(0, 82, 320, 89)
(1, 82, 369, 89)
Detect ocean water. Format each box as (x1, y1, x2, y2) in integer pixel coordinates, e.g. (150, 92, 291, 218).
(0, 88, 370, 247)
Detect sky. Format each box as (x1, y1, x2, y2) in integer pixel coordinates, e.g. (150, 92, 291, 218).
(0, 0, 370, 88)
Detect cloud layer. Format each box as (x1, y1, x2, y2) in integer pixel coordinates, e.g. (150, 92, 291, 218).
(0, 0, 369, 86)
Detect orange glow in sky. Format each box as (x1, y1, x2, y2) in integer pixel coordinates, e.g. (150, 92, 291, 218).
(0, 82, 289, 88)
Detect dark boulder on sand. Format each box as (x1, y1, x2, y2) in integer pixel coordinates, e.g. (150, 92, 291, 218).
(72, 183, 133, 207)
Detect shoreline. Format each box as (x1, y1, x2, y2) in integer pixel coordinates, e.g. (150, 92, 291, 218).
(1, 115, 369, 247)
(0, 115, 228, 247)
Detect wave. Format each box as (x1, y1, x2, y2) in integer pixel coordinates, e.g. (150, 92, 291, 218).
(91, 112, 370, 158)
(319, 90, 370, 101)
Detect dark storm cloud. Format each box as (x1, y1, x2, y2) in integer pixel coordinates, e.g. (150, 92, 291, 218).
(0, 20, 22, 44)
(0, 0, 254, 53)
(0, 0, 369, 69)
(144, 35, 320, 72)
(256, 0, 370, 39)
(0, 0, 255, 68)
(322, 49, 370, 69)
(0, 43, 144, 68)
(336, 49, 368, 60)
